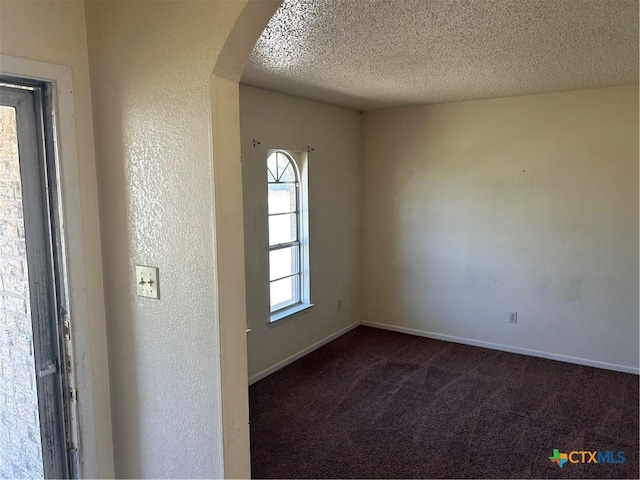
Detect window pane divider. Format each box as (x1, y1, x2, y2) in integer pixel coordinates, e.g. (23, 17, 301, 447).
(268, 210, 298, 217)
(270, 272, 300, 283)
(269, 241, 300, 250)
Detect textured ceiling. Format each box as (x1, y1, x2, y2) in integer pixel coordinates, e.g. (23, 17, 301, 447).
(242, 0, 639, 110)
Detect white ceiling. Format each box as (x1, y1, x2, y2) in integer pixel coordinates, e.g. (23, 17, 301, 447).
(241, 0, 639, 110)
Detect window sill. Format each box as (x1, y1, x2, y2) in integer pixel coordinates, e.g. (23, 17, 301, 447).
(270, 303, 314, 325)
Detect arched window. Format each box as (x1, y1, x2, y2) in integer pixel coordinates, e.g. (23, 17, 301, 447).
(267, 150, 310, 319)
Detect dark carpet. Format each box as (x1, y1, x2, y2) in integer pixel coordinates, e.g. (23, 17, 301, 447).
(249, 326, 639, 479)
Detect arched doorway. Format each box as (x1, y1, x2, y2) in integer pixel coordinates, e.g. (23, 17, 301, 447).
(210, 2, 282, 477)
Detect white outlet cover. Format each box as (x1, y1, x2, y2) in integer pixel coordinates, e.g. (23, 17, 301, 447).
(136, 265, 159, 299)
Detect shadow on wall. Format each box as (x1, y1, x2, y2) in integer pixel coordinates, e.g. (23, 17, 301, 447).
(83, 56, 140, 474)
(361, 86, 639, 370)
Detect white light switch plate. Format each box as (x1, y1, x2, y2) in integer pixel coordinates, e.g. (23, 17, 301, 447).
(136, 265, 159, 299)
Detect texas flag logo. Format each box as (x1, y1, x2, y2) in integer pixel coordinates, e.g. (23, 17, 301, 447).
(549, 449, 569, 468)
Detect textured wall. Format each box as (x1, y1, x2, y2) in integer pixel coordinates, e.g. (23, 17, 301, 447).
(0, 106, 43, 480)
(362, 85, 639, 371)
(240, 85, 361, 379)
(85, 1, 251, 477)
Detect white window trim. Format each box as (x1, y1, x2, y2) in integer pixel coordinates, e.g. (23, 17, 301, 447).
(0, 54, 114, 478)
(268, 149, 313, 323)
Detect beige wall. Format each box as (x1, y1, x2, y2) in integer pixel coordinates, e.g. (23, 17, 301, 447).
(0, 1, 113, 477)
(84, 1, 257, 477)
(362, 85, 639, 372)
(240, 85, 361, 379)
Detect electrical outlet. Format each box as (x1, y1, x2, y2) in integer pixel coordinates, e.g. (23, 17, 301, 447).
(337, 300, 342, 310)
(136, 265, 159, 299)
(509, 311, 517, 324)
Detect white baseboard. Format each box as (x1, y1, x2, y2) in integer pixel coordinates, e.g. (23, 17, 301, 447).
(361, 321, 639, 375)
(248, 322, 360, 385)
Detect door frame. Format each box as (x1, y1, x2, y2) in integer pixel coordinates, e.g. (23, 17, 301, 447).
(1, 82, 71, 479)
(0, 54, 114, 478)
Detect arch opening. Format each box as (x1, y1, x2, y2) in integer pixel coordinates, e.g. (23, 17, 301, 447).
(210, 1, 282, 477)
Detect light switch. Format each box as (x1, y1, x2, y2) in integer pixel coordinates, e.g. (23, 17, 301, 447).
(136, 265, 159, 299)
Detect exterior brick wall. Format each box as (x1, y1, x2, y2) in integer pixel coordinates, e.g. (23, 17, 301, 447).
(0, 106, 44, 478)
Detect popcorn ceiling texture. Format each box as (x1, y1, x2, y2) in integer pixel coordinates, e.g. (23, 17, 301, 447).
(242, 0, 639, 110)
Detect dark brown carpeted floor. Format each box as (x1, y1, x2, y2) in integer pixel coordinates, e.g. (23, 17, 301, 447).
(249, 326, 639, 479)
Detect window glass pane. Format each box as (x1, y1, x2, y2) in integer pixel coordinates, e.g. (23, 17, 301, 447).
(269, 246, 300, 281)
(270, 275, 300, 311)
(267, 153, 278, 182)
(276, 152, 288, 180)
(269, 213, 297, 246)
(268, 183, 296, 214)
(0, 105, 45, 477)
(268, 151, 297, 183)
(279, 162, 296, 182)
